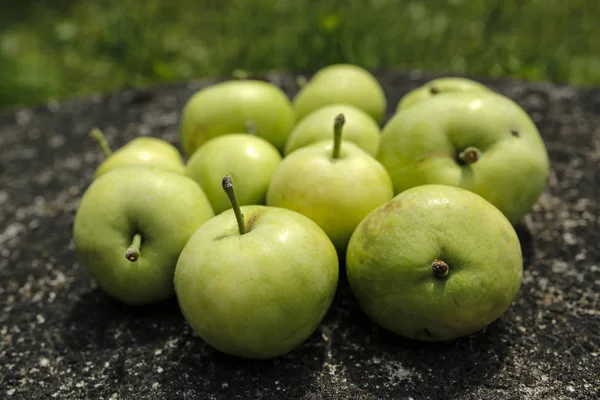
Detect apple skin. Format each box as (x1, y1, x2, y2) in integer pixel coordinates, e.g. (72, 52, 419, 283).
(377, 90, 550, 225)
(284, 104, 381, 157)
(179, 80, 295, 156)
(267, 140, 394, 255)
(185, 134, 282, 214)
(73, 166, 215, 306)
(293, 64, 386, 124)
(94, 137, 186, 179)
(396, 77, 490, 112)
(174, 205, 339, 359)
(346, 184, 523, 342)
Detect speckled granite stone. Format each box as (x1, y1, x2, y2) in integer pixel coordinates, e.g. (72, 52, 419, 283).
(0, 71, 598, 400)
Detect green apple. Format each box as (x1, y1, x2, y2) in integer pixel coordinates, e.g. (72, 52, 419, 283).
(346, 184, 523, 341)
(90, 128, 186, 179)
(292, 64, 386, 124)
(72, 166, 215, 305)
(396, 77, 491, 112)
(284, 103, 381, 157)
(267, 114, 394, 255)
(185, 133, 282, 214)
(179, 79, 295, 156)
(174, 176, 339, 359)
(377, 90, 550, 224)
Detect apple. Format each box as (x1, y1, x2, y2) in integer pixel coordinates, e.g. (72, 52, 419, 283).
(174, 176, 339, 359)
(72, 166, 215, 305)
(284, 103, 381, 157)
(292, 64, 386, 124)
(396, 77, 491, 112)
(377, 90, 550, 224)
(185, 133, 282, 214)
(267, 114, 394, 255)
(179, 79, 295, 156)
(346, 184, 523, 341)
(90, 128, 186, 179)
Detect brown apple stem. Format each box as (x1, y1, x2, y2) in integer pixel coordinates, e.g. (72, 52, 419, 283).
(246, 120, 257, 135)
(457, 146, 482, 165)
(90, 128, 113, 157)
(332, 113, 346, 159)
(432, 260, 449, 278)
(222, 175, 246, 235)
(125, 233, 142, 262)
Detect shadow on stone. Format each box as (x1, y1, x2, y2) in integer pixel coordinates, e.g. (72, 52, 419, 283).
(325, 280, 512, 399)
(156, 322, 328, 399)
(61, 287, 185, 352)
(514, 221, 534, 269)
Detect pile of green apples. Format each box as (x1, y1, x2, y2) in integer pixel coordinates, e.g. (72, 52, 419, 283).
(72, 65, 550, 360)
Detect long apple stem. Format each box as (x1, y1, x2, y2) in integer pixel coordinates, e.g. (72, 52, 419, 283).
(222, 176, 246, 235)
(125, 233, 142, 262)
(332, 113, 346, 159)
(457, 146, 482, 165)
(432, 260, 449, 278)
(90, 128, 113, 157)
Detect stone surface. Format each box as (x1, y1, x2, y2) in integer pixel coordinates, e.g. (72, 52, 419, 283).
(0, 70, 599, 400)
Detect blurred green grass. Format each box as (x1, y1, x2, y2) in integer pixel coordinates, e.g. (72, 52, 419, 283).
(1, 0, 599, 109)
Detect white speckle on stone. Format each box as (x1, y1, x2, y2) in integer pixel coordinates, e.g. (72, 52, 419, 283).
(152, 382, 159, 389)
(154, 349, 162, 356)
(49, 135, 66, 148)
(110, 393, 118, 400)
(7, 388, 16, 396)
(39, 357, 50, 367)
(551, 260, 569, 274)
(16, 110, 32, 125)
(76, 381, 84, 388)
(104, 361, 110, 368)
(371, 357, 382, 365)
(157, 367, 163, 373)
(222, 382, 229, 388)
(563, 232, 577, 245)
(0, 223, 25, 245)
(567, 385, 575, 392)
(36, 314, 46, 324)
(575, 251, 586, 261)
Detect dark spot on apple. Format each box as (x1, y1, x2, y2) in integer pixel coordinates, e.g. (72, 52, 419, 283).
(429, 86, 439, 95)
(511, 129, 520, 137)
(423, 327, 433, 337)
(383, 201, 396, 212)
(246, 211, 263, 232)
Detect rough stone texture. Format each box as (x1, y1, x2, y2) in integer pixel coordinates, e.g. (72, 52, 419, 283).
(0, 70, 599, 400)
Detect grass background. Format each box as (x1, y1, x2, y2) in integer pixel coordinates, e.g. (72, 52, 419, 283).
(1, 0, 599, 109)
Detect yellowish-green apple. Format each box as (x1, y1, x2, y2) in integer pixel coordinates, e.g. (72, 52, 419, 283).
(72, 166, 214, 305)
(179, 80, 295, 156)
(284, 103, 381, 156)
(174, 176, 339, 359)
(185, 133, 282, 214)
(377, 90, 550, 224)
(292, 64, 386, 124)
(396, 77, 491, 112)
(267, 114, 394, 255)
(346, 184, 523, 341)
(90, 129, 185, 179)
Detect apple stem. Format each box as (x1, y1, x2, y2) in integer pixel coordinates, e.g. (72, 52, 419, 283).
(332, 113, 346, 159)
(125, 233, 142, 262)
(432, 260, 449, 278)
(246, 120, 257, 135)
(90, 128, 113, 157)
(222, 175, 246, 235)
(457, 146, 482, 165)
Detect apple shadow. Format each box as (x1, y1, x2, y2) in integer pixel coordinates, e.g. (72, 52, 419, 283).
(61, 287, 186, 352)
(514, 222, 534, 270)
(324, 278, 514, 399)
(155, 328, 329, 399)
